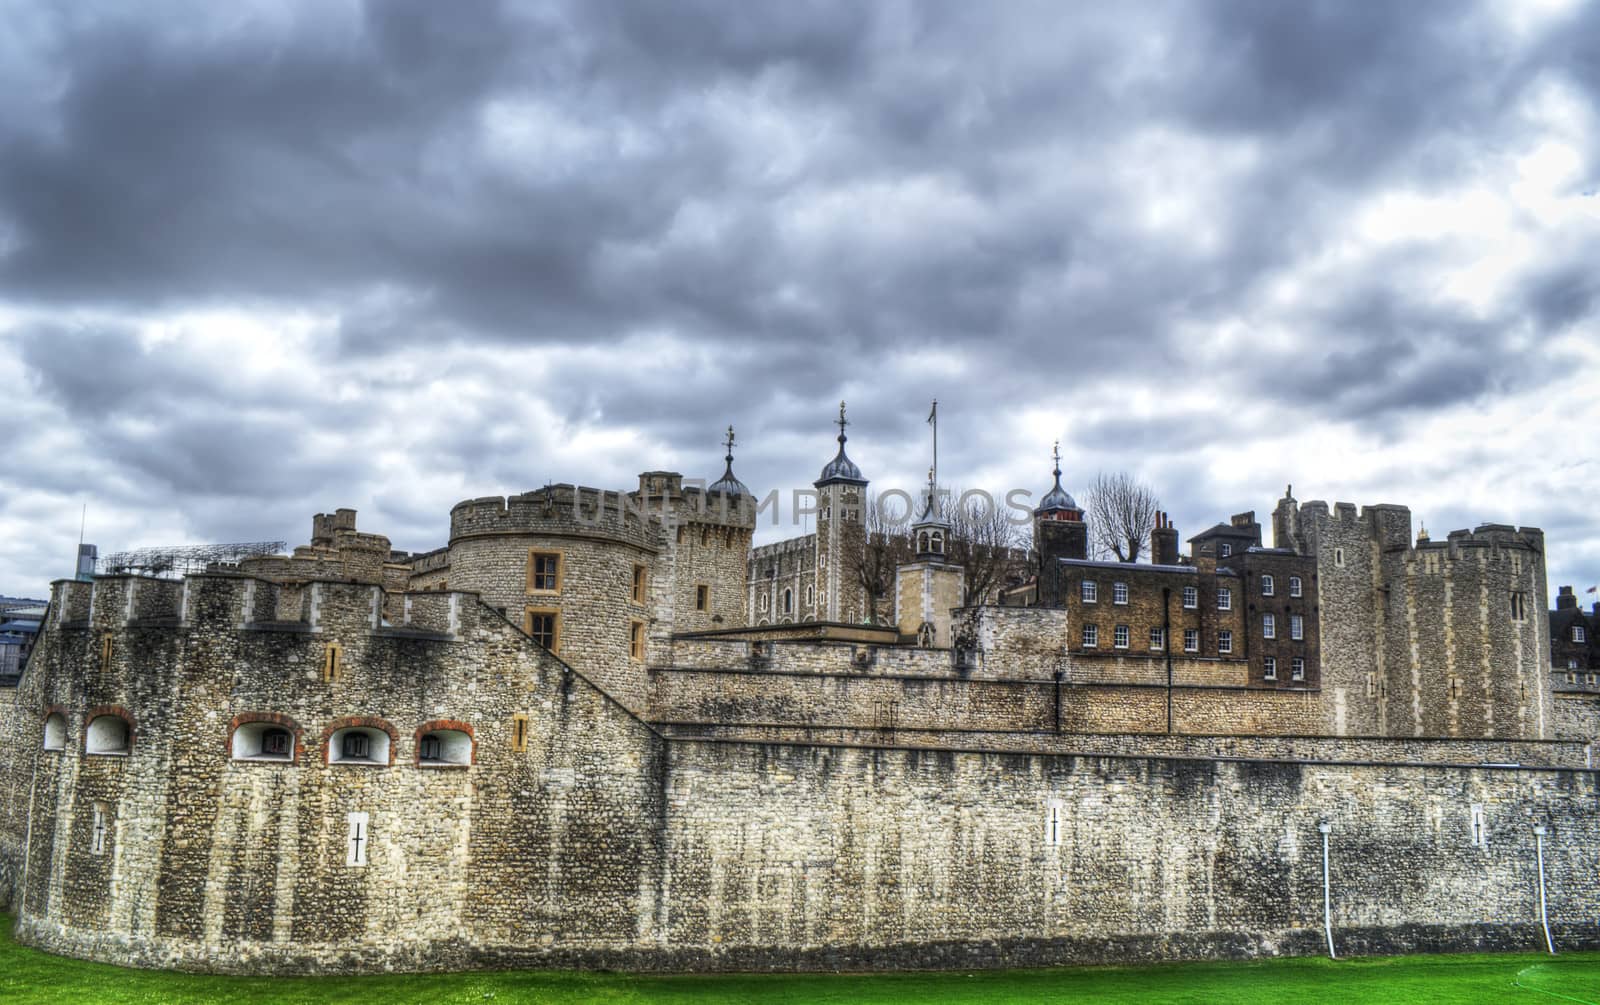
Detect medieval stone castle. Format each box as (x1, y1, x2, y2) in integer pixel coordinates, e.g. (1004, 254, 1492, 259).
(1, 404, 1597, 973)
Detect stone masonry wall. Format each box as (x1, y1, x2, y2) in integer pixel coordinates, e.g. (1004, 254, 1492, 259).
(4, 573, 668, 973)
(446, 533, 656, 711)
(657, 741, 1600, 967)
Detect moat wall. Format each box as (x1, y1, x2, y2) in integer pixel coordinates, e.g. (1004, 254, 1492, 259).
(2, 573, 1598, 974)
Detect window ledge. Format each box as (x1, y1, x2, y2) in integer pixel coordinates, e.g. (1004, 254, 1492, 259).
(330, 759, 387, 767)
(418, 761, 471, 769)
(233, 755, 294, 764)
(85, 751, 129, 758)
(41, 746, 64, 753)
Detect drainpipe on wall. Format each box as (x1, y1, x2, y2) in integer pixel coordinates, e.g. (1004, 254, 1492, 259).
(1534, 824, 1555, 955)
(1053, 670, 1063, 734)
(1162, 587, 1173, 734)
(1319, 820, 1336, 959)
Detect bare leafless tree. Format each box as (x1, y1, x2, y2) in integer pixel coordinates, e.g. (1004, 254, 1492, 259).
(857, 492, 913, 624)
(945, 489, 1027, 604)
(1084, 472, 1161, 563)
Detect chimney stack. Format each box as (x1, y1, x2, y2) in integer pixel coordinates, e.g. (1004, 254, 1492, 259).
(1556, 585, 1577, 611)
(1151, 512, 1180, 566)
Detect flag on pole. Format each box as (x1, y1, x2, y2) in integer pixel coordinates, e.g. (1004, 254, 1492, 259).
(928, 400, 937, 424)
(1588, 586, 1598, 594)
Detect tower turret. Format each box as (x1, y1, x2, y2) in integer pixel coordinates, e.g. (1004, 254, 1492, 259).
(814, 401, 868, 623)
(1033, 442, 1087, 605)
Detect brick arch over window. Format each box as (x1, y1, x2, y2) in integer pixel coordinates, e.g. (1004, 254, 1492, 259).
(414, 719, 476, 767)
(320, 715, 398, 766)
(226, 712, 306, 763)
(84, 704, 134, 756)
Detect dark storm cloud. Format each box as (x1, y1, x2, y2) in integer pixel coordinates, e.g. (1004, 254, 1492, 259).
(0, 0, 1597, 595)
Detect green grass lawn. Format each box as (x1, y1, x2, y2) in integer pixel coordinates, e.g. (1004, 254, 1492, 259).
(3, 915, 1597, 1004)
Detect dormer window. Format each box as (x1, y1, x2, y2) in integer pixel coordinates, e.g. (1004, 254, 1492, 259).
(329, 725, 391, 766)
(1219, 543, 1232, 558)
(1575, 626, 1587, 643)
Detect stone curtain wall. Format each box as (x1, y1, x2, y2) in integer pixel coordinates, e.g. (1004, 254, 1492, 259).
(659, 742, 1600, 967)
(2, 568, 1598, 974)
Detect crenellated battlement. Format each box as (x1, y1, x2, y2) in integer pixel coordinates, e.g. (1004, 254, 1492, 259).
(449, 485, 663, 552)
(46, 573, 477, 640)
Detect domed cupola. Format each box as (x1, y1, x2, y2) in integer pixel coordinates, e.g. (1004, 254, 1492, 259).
(913, 467, 950, 560)
(708, 425, 749, 497)
(816, 401, 868, 487)
(1035, 441, 1082, 520)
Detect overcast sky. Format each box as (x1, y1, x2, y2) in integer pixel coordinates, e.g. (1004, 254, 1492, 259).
(1, 0, 1597, 600)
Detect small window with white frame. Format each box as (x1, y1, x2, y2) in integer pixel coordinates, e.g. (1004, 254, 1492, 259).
(1112, 582, 1128, 605)
(1261, 574, 1274, 596)
(1575, 625, 1587, 643)
(1290, 614, 1304, 641)
(417, 727, 472, 767)
(1263, 656, 1277, 680)
(1289, 576, 1302, 598)
(1219, 542, 1232, 558)
(1218, 630, 1233, 655)
(1114, 625, 1129, 649)
(1183, 628, 1199, 652)
(1217, 586, 1231, 611)
(42, 711, 67, 752)
(1082, 624, 1098, 648)
(1291, 656, 1305, 681)
(1149, 627, 1164, 650)
(1263, 613, 1276, 639)
(1182, 585, 1197, 609)
(231, 721, 296, 763)
(85, 714, 131, 757)
(1082, 580, 1098, 603)
(329, 726, 390, 766)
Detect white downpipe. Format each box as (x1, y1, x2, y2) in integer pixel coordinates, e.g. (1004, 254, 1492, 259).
(1319, 820, 1336, 959)
(1533, 825, 1555, 955)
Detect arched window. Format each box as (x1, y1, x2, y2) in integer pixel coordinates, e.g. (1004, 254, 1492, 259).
(85, 709, 132, 756)
(416, 721, 474, 768)
(918, 532, 930, 553)
(806, 585, 816, 607)
(326, 720, 395, 766)
(783, 588, 793, 614)
(42, 710, 67, 752)
(230, 715, 301, 763)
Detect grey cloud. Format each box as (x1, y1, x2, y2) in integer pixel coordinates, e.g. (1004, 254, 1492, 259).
(0, 0, 1596, 596)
